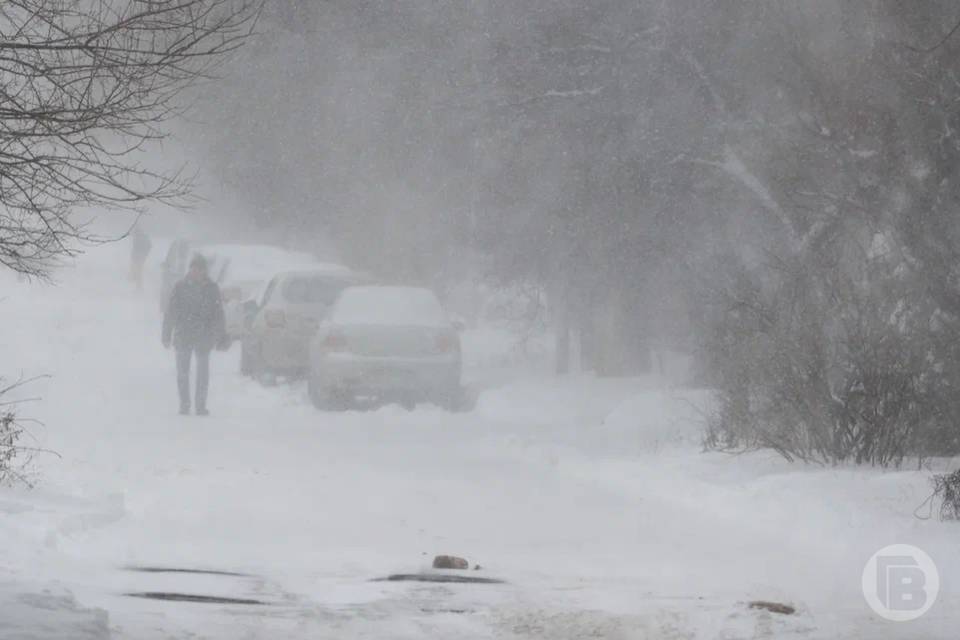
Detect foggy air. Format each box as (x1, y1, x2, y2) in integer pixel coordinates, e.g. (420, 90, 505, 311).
(1, 2, 959, 638)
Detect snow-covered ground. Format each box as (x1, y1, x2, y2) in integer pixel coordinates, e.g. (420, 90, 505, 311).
(1, 242, 957, 639)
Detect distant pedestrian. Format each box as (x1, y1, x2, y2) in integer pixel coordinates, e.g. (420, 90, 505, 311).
(130, 227, 152, 291)
(162, 254, 227, 416)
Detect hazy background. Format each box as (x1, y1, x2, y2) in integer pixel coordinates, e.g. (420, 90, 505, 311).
(162, 3, 960, 383)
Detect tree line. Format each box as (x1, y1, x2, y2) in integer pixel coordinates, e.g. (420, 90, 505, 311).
(195, 1, 960, 465)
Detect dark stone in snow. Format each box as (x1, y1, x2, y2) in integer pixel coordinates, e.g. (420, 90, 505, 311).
(432, 555, 469, 570)
(748, 601, 796, 615)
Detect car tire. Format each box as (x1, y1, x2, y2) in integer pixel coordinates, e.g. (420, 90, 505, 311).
(435, 386, 466, 412)
(308, 372, 348, 411)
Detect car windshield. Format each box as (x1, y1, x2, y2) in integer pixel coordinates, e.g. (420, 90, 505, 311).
(282, 275, 352, 305)
(330, 287, 448, 327)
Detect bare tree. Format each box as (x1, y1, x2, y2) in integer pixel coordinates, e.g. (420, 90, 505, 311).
(0, 0, 261, 278)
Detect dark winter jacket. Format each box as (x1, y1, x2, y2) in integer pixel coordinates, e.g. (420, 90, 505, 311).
(162, 277, 226, 350)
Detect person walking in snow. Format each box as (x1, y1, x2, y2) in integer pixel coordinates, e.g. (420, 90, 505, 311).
(129, 227, 152, 291)
(162, 254, 227, 416)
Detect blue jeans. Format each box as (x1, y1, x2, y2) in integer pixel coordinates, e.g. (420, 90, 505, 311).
(176, 347, 210, 411)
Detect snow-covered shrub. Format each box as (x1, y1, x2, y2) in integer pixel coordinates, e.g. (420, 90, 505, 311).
(0, 377, 41, 486)
(0, 409, 26, 486)
(931, 469, 960, 521)
(700, 234, 960, 467)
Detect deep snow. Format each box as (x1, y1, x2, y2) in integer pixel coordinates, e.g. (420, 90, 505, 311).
(0, 241, 957, 639)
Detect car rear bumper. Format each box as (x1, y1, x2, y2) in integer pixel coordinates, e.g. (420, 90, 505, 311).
(317, 353, 460, 396)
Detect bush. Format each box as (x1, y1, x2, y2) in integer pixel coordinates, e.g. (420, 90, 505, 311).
(700, 237, 960, 467)
(0, 377, 45, 486)
(0, 409, 27, 486)
(930, 469, 960, 521)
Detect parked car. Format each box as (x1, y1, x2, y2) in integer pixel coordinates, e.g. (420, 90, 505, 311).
(199, 244, 317, 339)
(307, 286, 462, 410)
(160, 242, 318, 338)
(240, 266, 365, 377)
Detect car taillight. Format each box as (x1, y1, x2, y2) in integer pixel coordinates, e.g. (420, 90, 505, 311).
(265, 309, 286, 328)
(435, 331, 457, 353)
(324, 332, 348, 351)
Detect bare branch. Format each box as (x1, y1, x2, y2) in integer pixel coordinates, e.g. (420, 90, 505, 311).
(0, 0, 262, 278)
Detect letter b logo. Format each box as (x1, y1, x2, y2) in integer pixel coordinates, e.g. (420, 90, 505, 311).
(864, 545, 939, 622)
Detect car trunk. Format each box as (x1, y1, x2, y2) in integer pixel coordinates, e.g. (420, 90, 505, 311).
(339, 325, 446, 358)
(286, 305, 326, 334)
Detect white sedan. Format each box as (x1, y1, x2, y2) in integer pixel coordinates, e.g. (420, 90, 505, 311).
(308, 286, 462, 410)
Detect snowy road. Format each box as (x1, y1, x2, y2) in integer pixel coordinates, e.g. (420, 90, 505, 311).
(1, 244, 958, 639)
